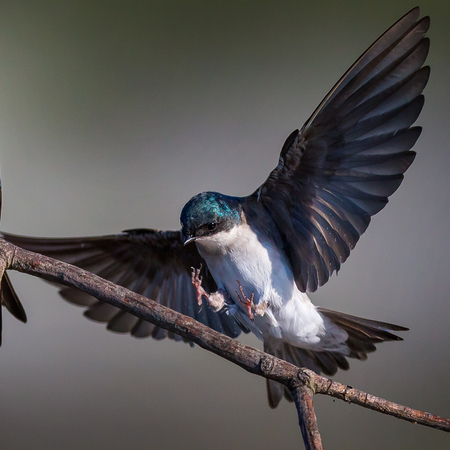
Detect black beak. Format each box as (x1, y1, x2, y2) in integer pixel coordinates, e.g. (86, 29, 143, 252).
(183, 234, 196, 246)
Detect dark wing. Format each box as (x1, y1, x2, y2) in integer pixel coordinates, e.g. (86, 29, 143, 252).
(246, 7, 429, 292)
(0, 182, 27, 346)
(2, 229, 245, 341)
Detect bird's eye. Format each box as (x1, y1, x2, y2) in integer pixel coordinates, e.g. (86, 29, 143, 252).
(207, 222, 217, 231)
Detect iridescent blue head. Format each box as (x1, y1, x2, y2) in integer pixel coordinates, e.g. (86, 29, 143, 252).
(180, 191, 242, 245)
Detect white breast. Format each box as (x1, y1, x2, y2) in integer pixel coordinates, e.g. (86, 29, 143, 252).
(195, 224, 340, 350)
(196, 224, 293, 307)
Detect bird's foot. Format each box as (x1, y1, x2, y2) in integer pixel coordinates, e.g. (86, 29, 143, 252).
(191, 266, 210, 308)
(191, 266, 226, 312)
(236, 280, 256, 320)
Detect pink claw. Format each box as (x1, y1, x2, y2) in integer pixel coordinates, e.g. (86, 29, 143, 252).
(191, 266, 209, 307)
(235, 280, 255, 320)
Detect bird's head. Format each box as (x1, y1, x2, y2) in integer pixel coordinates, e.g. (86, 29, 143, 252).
(180, 192, 242, 245)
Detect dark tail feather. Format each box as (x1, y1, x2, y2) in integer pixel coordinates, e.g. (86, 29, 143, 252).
(0, 273, 27, 345)
(264, 309, 407, 408)
(318, 307, 408, 357)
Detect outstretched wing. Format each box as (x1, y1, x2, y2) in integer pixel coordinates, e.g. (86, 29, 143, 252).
(246, 7, 429, 293)
(2, 229, 245, 341)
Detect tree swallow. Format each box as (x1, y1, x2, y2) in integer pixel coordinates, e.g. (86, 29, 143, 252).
(2, 8, 429, 407)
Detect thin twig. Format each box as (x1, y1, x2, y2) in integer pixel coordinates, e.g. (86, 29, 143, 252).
(2, 239, 449, 438)
(313, 377, 450, 431)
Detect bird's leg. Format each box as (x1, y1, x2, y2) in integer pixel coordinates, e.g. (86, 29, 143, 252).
(236, 280, 256, 320)
(191, 266, 209, 308)
(254, 300, 268, 317)
(207, 290, 226, 312)
(191, 266, 226, 312)
(235, 280, 268, 320)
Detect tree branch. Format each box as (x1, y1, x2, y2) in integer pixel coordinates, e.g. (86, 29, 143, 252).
(1, 238, 449, 448)
(292, 383, 324, 450)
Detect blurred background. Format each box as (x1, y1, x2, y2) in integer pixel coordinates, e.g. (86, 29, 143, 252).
(0, 1, 448, 449)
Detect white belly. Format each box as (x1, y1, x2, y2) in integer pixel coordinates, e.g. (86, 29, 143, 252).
(195, 224, 341, 350)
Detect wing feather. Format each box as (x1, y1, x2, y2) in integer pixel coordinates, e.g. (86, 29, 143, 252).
(246, 8, 429, 292)
(1, 230, 245, 341)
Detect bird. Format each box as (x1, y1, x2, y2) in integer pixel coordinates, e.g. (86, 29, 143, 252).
(1, 7, 429, 407)
(0, 181, 27, 346)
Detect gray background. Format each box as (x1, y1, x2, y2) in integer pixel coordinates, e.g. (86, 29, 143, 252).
(0, 1, 449, 449)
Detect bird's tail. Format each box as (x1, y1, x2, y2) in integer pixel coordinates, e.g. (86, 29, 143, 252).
(264, 308, 407, 408)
